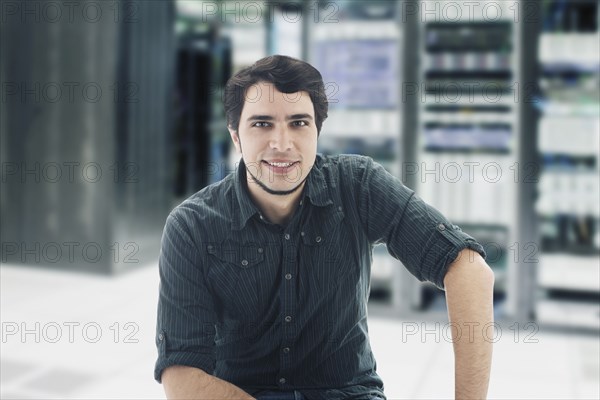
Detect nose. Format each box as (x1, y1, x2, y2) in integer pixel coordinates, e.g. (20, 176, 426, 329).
(269, 126, 292, 151)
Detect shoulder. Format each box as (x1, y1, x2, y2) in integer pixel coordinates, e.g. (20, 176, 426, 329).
(166, 174, 235, 240)
(315, 154, 383, 186)
(314, 153, 375, 181)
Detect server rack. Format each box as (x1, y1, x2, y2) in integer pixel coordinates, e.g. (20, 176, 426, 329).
(410, 1, 532, 319)
(172, 29, 232, 200)
(533, 0, 600, 330)
(1, 1, 175, 274)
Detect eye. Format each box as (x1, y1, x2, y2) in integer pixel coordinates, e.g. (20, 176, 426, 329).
(252, 121, 271, 128)
(292, 120, 308, 127)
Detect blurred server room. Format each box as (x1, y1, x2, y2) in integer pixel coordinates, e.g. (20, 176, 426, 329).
(1, 1, 599, 399)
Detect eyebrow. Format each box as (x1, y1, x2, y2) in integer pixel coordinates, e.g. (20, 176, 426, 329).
(246, 114, 314, 122)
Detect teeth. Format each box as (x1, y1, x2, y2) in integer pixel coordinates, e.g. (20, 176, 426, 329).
(268, 162, 294, 167)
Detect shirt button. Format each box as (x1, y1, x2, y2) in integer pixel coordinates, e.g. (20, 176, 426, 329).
(315, 236, 322, 243)
(285, 273, 292, 280)
(158, 333, 164, 341)
(284, 316, 292, 322)
(437, 223, 446, 231)
(284, 233, 290, 240)
(257, 247, 263, 253)
(241, 259, 248, 267)
(279, 377, 286, 384)
(282, 347, 290, 353)
(300, 231, 305, 237)
(338, 206, 342, 212)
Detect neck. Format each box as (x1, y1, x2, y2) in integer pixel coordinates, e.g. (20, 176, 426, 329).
(247, 180, 305, 226)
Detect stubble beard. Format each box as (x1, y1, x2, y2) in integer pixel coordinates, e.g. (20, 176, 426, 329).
(238, 135, 308, 196)
(246, 165, 307, 196)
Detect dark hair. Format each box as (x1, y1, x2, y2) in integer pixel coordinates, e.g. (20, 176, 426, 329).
(223, 55, 328, 135)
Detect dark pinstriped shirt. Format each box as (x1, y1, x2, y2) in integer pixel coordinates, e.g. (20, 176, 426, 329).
(154, 154, 486, 400)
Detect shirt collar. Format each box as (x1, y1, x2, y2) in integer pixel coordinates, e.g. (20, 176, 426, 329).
(232, 158, 260, 231)
(231, 155, 334, 230)
(304, 154, 334, 208)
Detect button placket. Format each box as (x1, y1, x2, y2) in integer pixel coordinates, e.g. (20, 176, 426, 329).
(280, 225, 298, 378)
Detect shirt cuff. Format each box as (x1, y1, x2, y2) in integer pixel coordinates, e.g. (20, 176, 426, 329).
(423, 222, 487, 290)
(154, 351, 216, 383)
(154, 330, 215, 383)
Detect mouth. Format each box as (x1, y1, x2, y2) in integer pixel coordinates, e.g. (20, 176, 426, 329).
(262, 160, 300, 174)
(264, 160, 297, 167)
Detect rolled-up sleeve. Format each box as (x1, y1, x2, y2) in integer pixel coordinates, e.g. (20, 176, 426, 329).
(355, 157, 486, 290)
(154, 211, 216, 382)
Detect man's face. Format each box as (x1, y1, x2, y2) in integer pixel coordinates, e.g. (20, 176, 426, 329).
(229, 81, 318, 196)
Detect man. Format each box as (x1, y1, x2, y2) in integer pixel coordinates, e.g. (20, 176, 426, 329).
(155, 55, 494, 400)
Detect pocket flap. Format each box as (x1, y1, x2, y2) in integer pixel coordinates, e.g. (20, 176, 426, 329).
(301, 206, 345, 246)
(206, 242, 264, 268)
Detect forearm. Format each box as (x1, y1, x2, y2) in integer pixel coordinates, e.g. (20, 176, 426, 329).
(444, 249, 495, 400)
(162, 365, 255, 400)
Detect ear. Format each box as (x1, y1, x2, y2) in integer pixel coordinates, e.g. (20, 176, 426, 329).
(228, 126, 242, 153)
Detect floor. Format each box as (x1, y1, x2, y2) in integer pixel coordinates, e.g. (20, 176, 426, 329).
(1, 263, 598, 400)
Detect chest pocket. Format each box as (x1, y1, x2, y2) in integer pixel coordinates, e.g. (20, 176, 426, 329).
(301, 206, 352, 292)
(206, 241, 266, 319)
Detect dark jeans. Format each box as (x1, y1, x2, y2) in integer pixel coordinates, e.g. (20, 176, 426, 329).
(254, 391, 384, 400)
(254, 391, 306, 400)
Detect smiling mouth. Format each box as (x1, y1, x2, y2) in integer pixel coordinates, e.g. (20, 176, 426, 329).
(263, 161, 299, 167)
